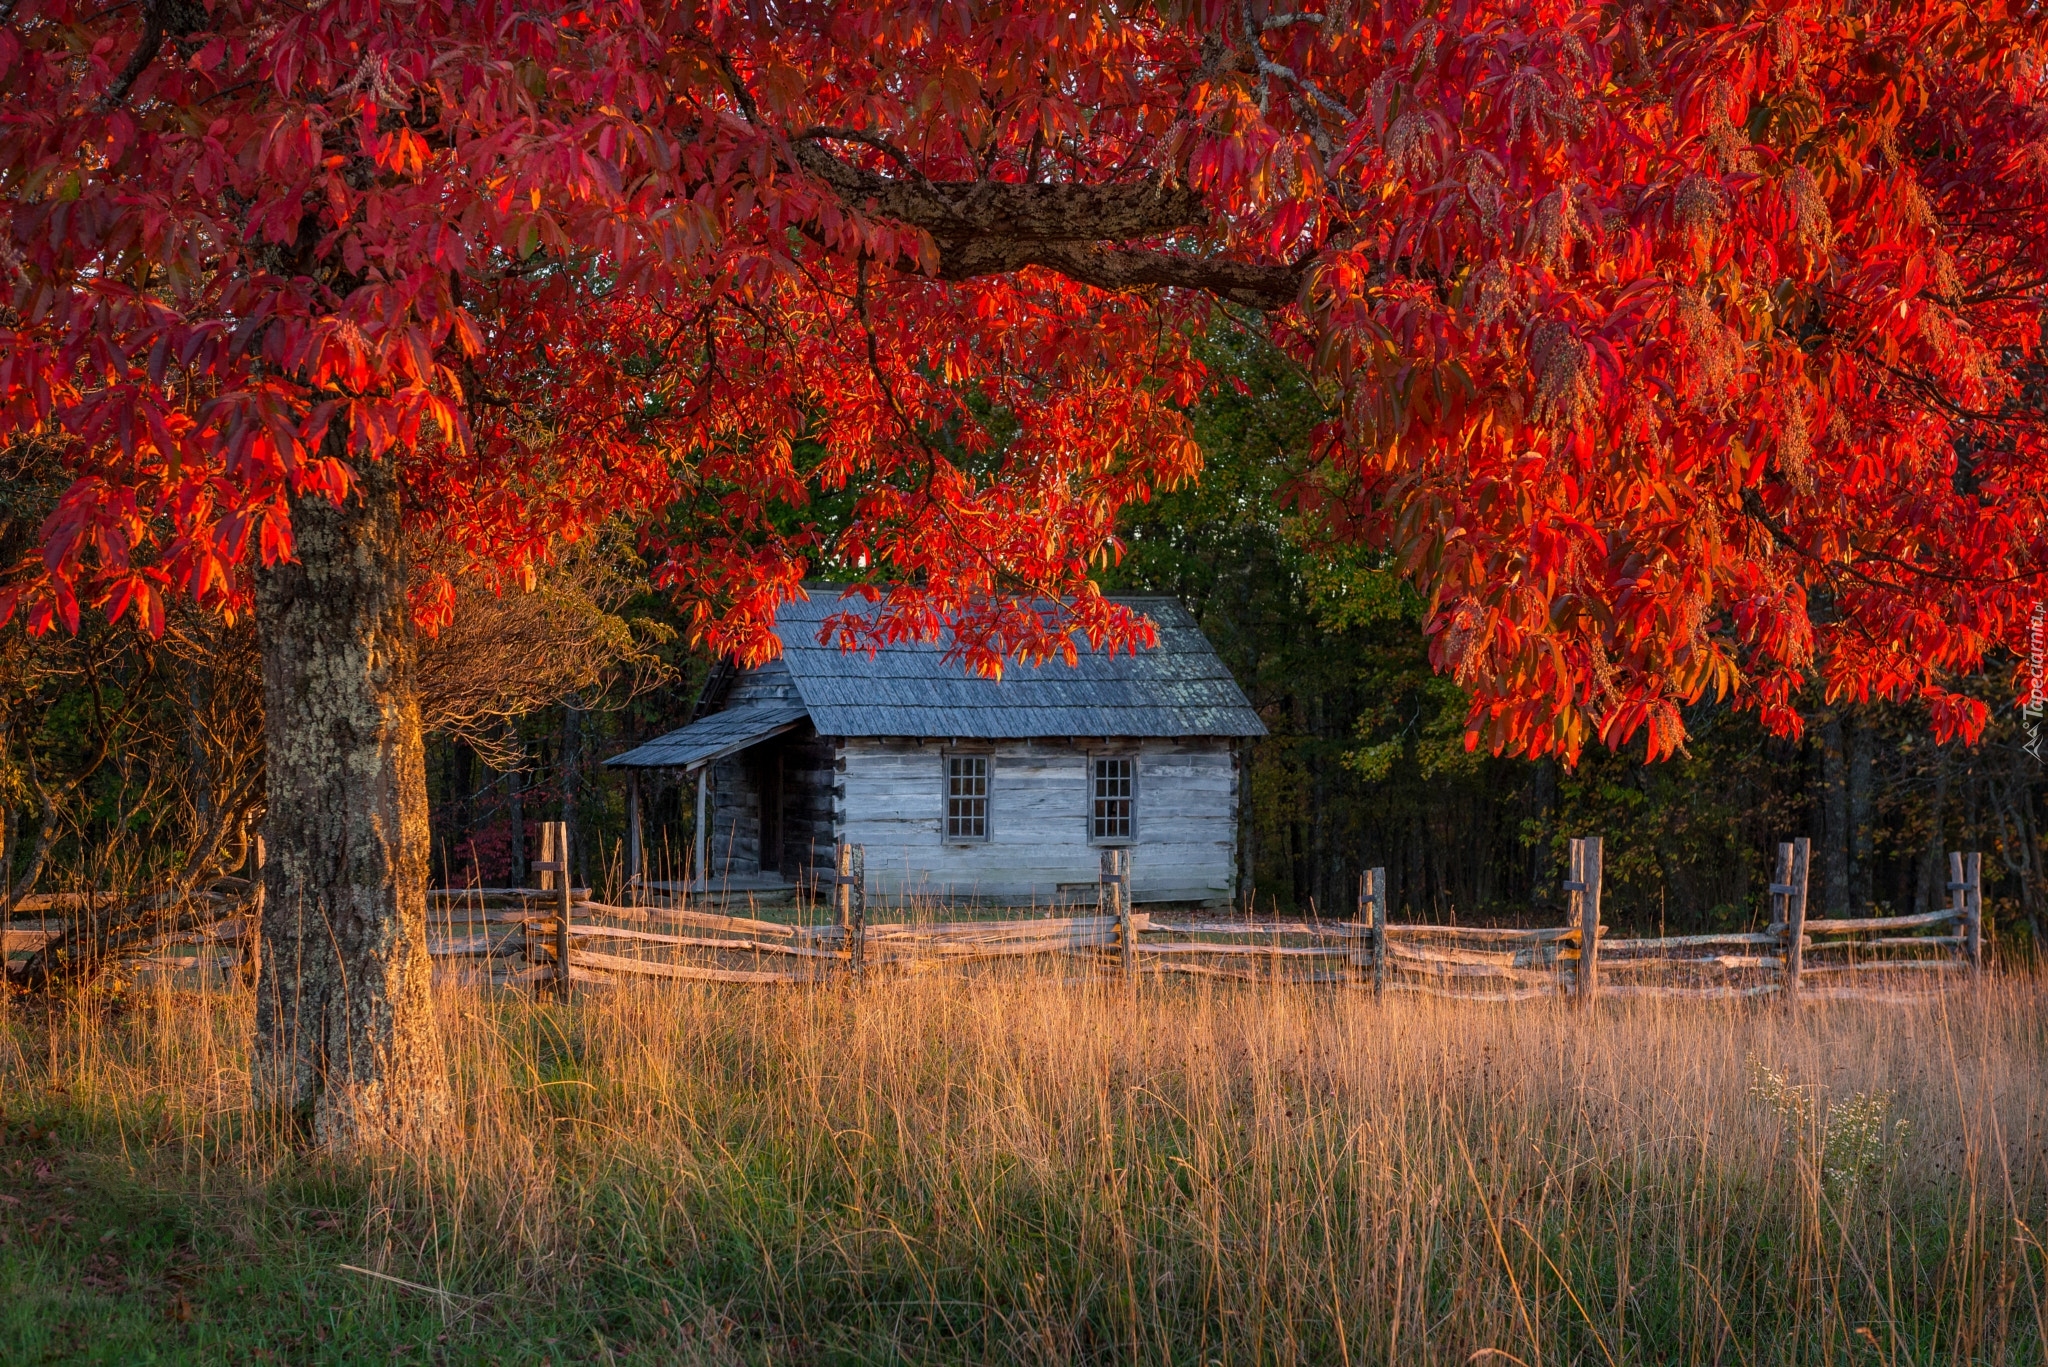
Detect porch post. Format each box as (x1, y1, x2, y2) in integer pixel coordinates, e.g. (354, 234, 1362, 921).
(624, 769, 643, 895)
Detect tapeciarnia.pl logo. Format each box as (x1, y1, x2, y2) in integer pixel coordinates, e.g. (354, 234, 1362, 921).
(2025, 603, 2046, 762)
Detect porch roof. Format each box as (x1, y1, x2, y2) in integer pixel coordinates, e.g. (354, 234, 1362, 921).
(604, 701, 808, 771)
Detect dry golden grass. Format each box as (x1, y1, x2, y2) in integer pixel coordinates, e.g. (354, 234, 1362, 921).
(3, 967, 2044, 1363)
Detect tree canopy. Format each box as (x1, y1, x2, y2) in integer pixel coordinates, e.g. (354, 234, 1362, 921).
(5, 0, 2045, 759)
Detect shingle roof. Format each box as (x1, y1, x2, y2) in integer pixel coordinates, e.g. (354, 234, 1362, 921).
(779, 593, 1262, 739)
(606, 593, 1264, 767)
(605, 701, 808, 770)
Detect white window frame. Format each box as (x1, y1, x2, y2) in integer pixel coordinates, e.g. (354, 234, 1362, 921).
(1088, 751, 1137, 845)
(943, 751, 992, 843)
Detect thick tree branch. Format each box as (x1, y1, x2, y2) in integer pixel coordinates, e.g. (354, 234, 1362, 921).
(94, 7, 166, 114)
(790, 135, 1209, 243)
(92, 0, 206, 114)
(787, 136, 1306, 307)
(938, 237, 1307, 309)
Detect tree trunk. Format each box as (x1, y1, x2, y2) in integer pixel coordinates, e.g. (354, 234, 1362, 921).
(252, 453, 446, 1149)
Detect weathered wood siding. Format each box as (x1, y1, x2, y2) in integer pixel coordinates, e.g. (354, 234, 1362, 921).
(835, 738, 1237, 905)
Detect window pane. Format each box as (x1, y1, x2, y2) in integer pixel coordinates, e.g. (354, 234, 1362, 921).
(1092, 757, 1133, 840)
(946, 755, 988, 840)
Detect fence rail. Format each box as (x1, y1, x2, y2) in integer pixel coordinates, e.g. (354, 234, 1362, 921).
(409, 834, 1989, 1004)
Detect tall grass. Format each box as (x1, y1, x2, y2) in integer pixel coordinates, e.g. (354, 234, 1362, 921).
(3, 967, 2044, 1363)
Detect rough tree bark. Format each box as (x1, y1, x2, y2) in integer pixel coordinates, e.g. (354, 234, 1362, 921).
(252, 450, 446, 1148)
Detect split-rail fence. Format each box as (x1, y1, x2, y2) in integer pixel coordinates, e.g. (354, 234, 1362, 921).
(413, 827, 1987, 1004)
(0, 825, 1988, 1002)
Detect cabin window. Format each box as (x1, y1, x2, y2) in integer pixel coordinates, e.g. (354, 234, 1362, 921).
(1091, 755, 1135, 843)
(944, 754, 990, 841)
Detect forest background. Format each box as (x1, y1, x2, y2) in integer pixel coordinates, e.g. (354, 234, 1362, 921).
(4, 323, 2041, 952)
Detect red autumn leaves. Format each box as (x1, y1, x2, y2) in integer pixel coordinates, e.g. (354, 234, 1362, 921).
(1, 1, 2042, 758)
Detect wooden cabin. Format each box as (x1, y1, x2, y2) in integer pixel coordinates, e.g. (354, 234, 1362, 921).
(605, 594, 1265, 907)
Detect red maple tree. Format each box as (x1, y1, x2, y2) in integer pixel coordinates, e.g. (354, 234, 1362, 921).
(4, 0, 2044, 1141)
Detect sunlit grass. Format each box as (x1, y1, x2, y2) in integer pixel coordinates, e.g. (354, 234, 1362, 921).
(1, 967, 2043, 1362)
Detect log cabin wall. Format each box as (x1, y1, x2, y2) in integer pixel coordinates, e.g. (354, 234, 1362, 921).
(780, 727, 839, 896)
(706, 752, 761, 881)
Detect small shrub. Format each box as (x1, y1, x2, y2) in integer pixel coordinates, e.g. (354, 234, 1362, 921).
(1749, 1054, 1911, 1199)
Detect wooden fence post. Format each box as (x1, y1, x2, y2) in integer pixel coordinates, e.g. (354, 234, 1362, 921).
(555, 820, 572, 997)
(528, 821, 569, 998)
(852, 845, 867, 978)
(1769, 842, 1790, 993)
(1361, 867, 1387, 995)
(1563, 838, 1600, 1003)
(1563, 839, 1581, 996)
(1577, 837, 1603, 1006)
(1772, 838, 1810, 1002)
(1102, 848, 1133, 981)
(836, 841, 866, 981)
(1950, 850, 1984, 976)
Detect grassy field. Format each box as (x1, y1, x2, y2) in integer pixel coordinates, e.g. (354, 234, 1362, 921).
(0, 968, 2042, 1364)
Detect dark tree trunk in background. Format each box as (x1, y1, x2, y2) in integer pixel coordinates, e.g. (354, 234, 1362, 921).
(506, 720, 527, 887)
(562, 699, 582, 887)
(1529, 760, 1555, 912)
(1916, 749, 1950, 915)
(452, 740, 474, 870)
(1847, 716, 1874, 912)
(253, 452, 446, 1150)
(1818, 713, 1851, 916)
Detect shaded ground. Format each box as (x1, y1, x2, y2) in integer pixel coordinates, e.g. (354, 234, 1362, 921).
(0, 1123, 668, 1365)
